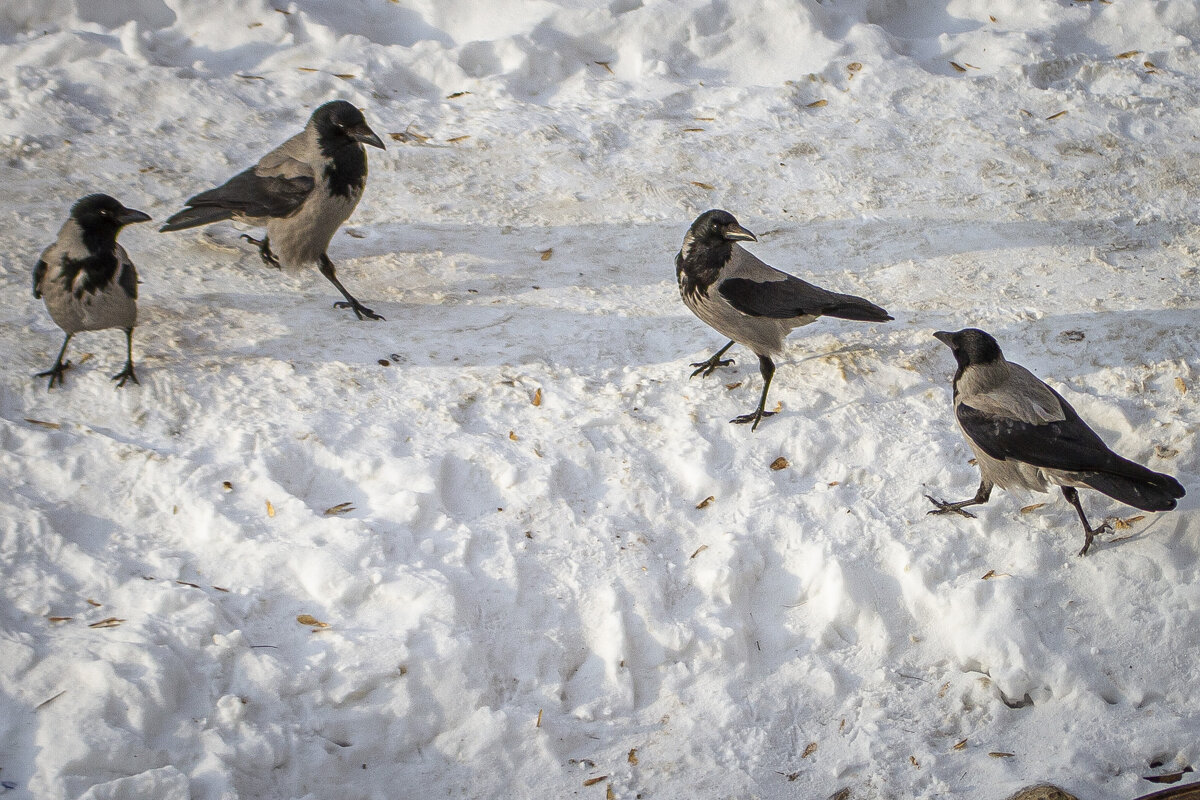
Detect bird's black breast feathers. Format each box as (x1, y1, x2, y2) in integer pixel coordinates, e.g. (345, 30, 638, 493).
(58, 251, 121, 299)
(676, 243, 731, 303)
(321, 139, 368, 200)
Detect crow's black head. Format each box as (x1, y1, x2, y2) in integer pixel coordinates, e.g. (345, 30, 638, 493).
(933, 328, 1005, 368)
(311, 101, 385, 150)
(686, 209, 758, 247)
(70, 194, 151, 249)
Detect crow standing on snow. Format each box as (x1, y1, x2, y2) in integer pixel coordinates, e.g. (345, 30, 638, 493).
(927, 328, 1185, 555)
(675, 209, 893, 430)
(33, 194, 151, 390)
(160, 100, 386, 320)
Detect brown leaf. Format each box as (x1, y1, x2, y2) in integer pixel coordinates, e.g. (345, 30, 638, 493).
(47, 616, 72, 623)
(88, 617, 125, 628)
(345, 229, 367, 238)
(982, 570, 997, 580)
(770, 457, 789, 471)
(446, 91, 470, 99)
(323, 502, 355, 516)
(628, 748, 638, 765)
(297, 614, 330, 628)
(447, 135, 471, 143)
(536, 709, 543, 727)
(802, 742, 818, 758)
(910, 755, 920, 768)
(297, 66, 318, 72)
(950, 61, 967, 72)
(806, 99, 828, 108)
(847, 62, 862, 72)
(1144, 61, 1157, 69)
(607, 785, 615, 800)
(86, 598, 102, 607)
(1046, 110, 1068, 120)
(333, 73, 356, 80)
(691, 181, 715, 190)
(683, 127, 705, 132)
(1175, 377, 1187, 394)
(724, 381, 742, 390)
(594, 61, 614, 74)
(989, 752, 1015, 758)
(266, 500, 275, 517)
(539, 248, 553, 261)
(23, 418, 61, 429)
(1020, 503, 1045, 514)
(532, 388, 543, 406)
(1116, 50, 1139, 59)
(953, 739, 967, 751)
(509, 431, 519, 441)
(176, 580, 201, 588)
(938, 682, 950, 698)
(222, 481, 234, 492)
(1113, 515, 1145, 530)
(690, 544, 709, 559)
(583, 776, 608, 786)
(696, 496, 715, 509)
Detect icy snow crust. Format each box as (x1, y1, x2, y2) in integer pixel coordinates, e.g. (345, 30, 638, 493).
(1, 1, 1199, 798)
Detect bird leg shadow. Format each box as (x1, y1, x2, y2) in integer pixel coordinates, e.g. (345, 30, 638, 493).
(926, 480, 993, 518)
(35, 333, 73, 390)
(320, 254, 384, 321)
(1063, 486, 1111, 556)
(240, 234, 282, 269)
(691, 340, 735, 378)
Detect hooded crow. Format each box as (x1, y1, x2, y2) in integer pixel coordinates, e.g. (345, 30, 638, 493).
(161, 100, 386, 320)
(927, 328, 1185, 555)
(33, 194, 151, 389)
(675, 209, 893, 430)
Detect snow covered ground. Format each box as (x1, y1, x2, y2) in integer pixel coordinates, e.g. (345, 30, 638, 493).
(1, 1, 1199, 798)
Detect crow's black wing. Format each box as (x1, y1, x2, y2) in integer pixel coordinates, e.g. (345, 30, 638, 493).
(718, 275, 892, 322)
(185, 167, 313, 218)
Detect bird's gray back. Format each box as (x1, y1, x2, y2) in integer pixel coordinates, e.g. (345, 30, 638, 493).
(956, 361, 1065, 424)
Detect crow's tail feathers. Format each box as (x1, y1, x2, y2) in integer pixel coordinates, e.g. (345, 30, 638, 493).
(159, 206, 235, 233)
(1080, 460, 1186, 512)
(821, 292, 894, 323)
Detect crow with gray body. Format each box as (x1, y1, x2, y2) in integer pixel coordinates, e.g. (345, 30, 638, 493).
(161, 100, 386, 320)
(676, 209, 893, 430)
(33, 194, 151, 389)
(928, 328, 1185, 555)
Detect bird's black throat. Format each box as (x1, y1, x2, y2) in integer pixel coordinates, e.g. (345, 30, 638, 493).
(321, 138, 367, 200)
(677, 239, 733, 301)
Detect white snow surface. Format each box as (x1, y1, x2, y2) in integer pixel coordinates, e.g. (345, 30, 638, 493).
(1, 1, 1199, 799)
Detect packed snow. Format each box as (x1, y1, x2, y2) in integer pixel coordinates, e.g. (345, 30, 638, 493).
(1, 1, 1199, 798)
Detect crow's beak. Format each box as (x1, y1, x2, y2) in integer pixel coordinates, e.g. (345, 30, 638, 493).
(933, 330, 955, 347)
(119, 208, 152, 225)
(351, 124, 386, 150)
(723, 223, 757, 243)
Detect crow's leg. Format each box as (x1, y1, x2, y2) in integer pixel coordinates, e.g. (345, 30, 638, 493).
(36, 333, 74, 390)
(927, 479, 993, 518)
(690, 340, 736, 377)
(730, 354, 776, 431)
(1062, 486, 1110, 556)
(240, 234, 282, 269)
(319, 254, 384, 321)
(111, 327, 139, 388)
